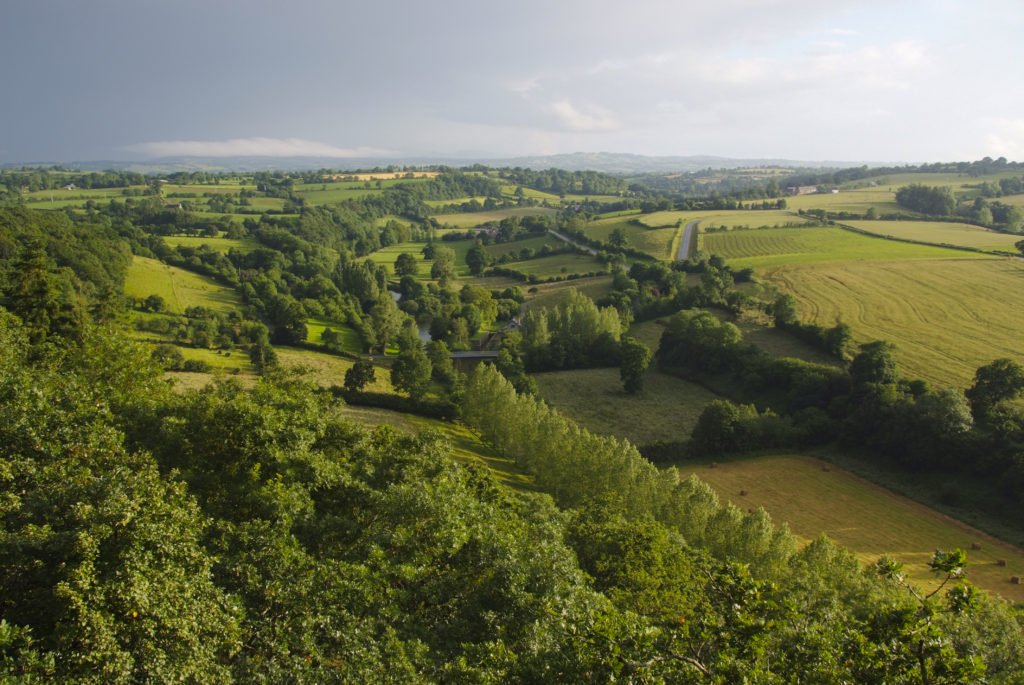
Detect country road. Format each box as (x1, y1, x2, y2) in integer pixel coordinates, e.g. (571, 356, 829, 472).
(547, 229, 598, 256)
(677, 220, 699, 260)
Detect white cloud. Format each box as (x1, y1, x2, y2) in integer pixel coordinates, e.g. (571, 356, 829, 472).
(985, 119, 1024, 161)
(127, 137, 392, 158)
(547, 100, 619, 131)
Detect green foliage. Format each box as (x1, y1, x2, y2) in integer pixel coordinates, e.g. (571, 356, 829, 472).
(343, 358, 376, 392)
(895, 183, 956, 216)
(619, 336, 651, 394)
(965, 358, 1024, 423)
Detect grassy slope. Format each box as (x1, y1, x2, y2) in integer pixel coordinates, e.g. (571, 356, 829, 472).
(681, 454, 1024, 602)
(432, 207, 557, 228)
(125, 256, 242, 315)
(533, 367, 722, 445)
(700, 225, 985, 269)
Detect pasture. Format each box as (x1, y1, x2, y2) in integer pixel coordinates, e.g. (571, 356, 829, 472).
(431, 207, 557, 228)
(484, 234, 563, 258)
(125, 256, 242, 315)
(533, 367, 723, 445)
(306, 318, 363, 354)
(162, 234, 257, 254)
(764, 257, 1024, 389)
(700, 226, 990, 269)
(585, 217, 679, 259)
(783, 188, 901, 213)
(843, 220, 1022, 252)
(274, 347, 395, 393)
(501, 252, 607, 279)
(681, 454, 1024, 602)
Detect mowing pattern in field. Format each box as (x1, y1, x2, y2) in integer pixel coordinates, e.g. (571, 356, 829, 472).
(765, 257, 1024, 389)
(501, 253, 607, 278)
(843, 220, 1021, 252)
(682, 455, 1024, 602)
(783, 188, 901, 213)
(701, 226, 990, 270)
(125, 256, 242, 315)
(532, 367, 723, 445)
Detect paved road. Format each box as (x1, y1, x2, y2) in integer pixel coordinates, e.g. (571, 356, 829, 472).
(677, 220, 699, 260)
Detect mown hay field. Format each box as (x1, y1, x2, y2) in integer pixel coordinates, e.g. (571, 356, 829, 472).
(843, 220, 1022, 251)
(125, 256, 242, 315)
(764, 257, 1024, 389)
(533, 367, 722, 445)
(700, 226, 987, 269)
(681, 454, 1024, 602)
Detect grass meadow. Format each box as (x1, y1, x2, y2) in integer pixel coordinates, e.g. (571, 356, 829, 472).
(585, 217, 679, 259)
(532, 367, 723, 445)
(764, 257, 1024, 389)
(700, 226, 988, 269)
(783, 188, 901, 213)
(501, 252, 607, 279)
(842, 220, 1021, 252)
(162, 234, 258, 254)
(125, 256, 242, 315)
(431, 207, 557, 228)
(680, 454, 1024, 602)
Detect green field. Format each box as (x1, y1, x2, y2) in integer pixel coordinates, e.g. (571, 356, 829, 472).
(124, 256, 242, 315)
(783, 188, 901, 213)
(274, 347, 395, 393)
(765, 257, 1024, 389)
(682, 455, 1024, 602)
(484, 234, 563, 258)
(162, 234, 258, 254)
(502, 253, 607, 279)
(306, 318, 363, 353)
(700, 226, 991, 269)
(519, 276, 615, 312)
(432, 207, 557, 228)
(533, 367, 722, 445)
(843, 220, 1022, 251)
(367, 241, 432, 277)
(585, 217, 679, 259)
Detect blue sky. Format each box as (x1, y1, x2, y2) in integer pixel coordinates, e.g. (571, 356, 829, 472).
(3, 0, 1023, 164)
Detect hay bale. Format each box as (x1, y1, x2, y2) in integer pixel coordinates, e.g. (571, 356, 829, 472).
(822, 466, 830, 472)
(997, 559, 1007, 567)
(1011, 576, 1021, 585)
(710, 462, 718, 469)
(971, 542, 982, 551)
(739, 490, 748, 496)
(747, 508, 754, 514)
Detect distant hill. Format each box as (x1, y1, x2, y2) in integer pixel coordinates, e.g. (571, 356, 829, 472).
(5, 152, 887, 175)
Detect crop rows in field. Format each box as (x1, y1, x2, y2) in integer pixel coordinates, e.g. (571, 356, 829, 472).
(432, 206, 558, 228)
(585, 217, 678, 259)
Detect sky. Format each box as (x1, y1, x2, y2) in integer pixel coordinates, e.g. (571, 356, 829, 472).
(2, 0, 1023, 165)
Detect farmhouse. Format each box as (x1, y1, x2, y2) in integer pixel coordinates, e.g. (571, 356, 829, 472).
(786, 185, 819, 196)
